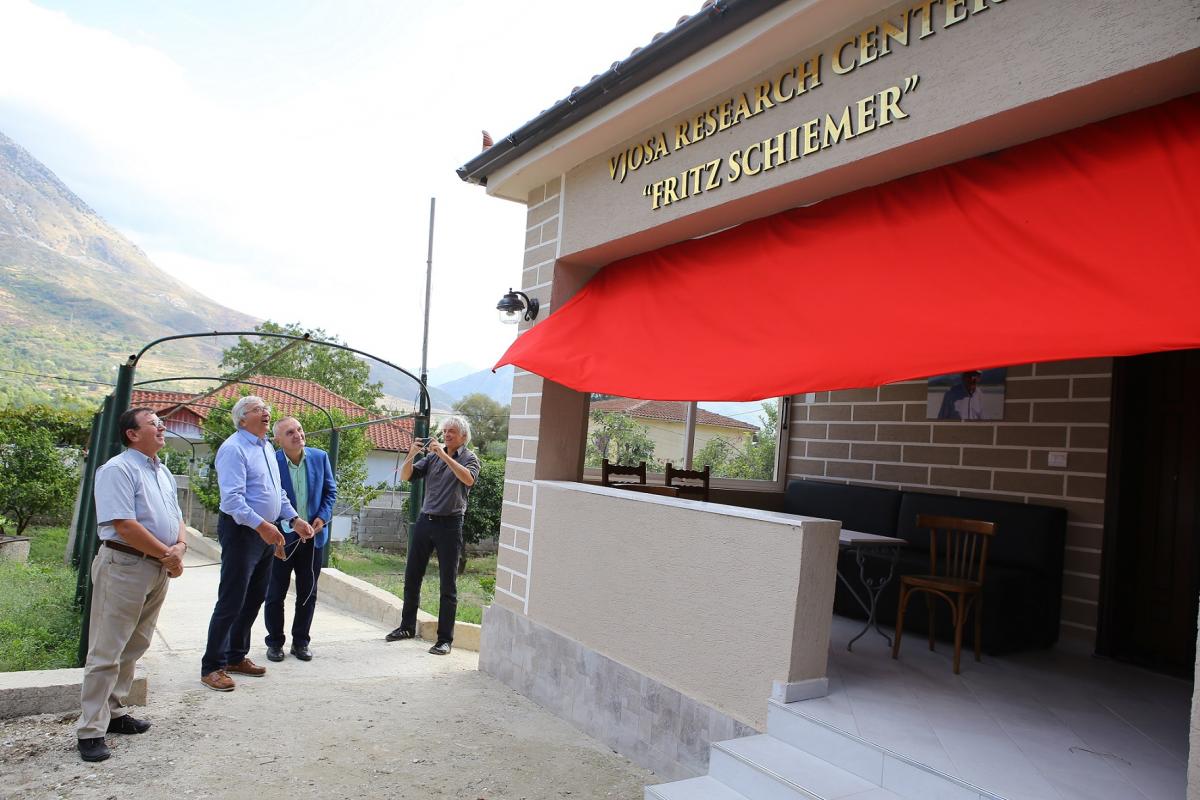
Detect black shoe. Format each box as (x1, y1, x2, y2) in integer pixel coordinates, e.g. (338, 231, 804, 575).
(266, 646, 285, 662)
(428, 641, 452, 656)
(290, 644, 313, 661)
(78, 737, 110, 762)
(385, 627, 415, 642)
(106, 715, 151, 735)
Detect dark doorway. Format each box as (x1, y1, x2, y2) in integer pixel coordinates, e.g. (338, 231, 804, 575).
(1098, 348, 1200, 677)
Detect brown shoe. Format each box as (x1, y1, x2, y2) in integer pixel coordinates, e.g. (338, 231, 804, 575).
(225, 658, 267, 677)
(201, 670, 235, 692)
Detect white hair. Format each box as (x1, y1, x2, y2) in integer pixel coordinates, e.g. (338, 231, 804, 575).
(272, 416, 300, 438)
(441, 414, 471, 443)
(231, 395, 269, 428)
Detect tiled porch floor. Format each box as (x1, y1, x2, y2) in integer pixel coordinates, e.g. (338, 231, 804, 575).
(793, 616, 1192, 800)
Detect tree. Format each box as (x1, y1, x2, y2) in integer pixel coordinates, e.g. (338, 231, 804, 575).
(159, 447, 193, 476)
(0, 427, 80, 536)
(460, 457, 504, 574)
(452, 393, 509, 458)
(584, 410, 659, 470)
(691, 401, 778, 481)
(219, 321, 384, 411)
(0, 405, 92, 448)
(191, 394, 383, 517)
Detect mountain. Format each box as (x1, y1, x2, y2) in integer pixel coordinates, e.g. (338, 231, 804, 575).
(426, 362, 478, 386)
(368, 362, 457, 412)
(370, 363, 515, 411)
(0, 130, 258, 403)
(436, 365, 514, 406)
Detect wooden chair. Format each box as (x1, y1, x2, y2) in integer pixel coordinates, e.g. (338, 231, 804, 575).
(665, 462, 711, 502)
(891, 514, 996, 674)
(601, 459, 646, 486)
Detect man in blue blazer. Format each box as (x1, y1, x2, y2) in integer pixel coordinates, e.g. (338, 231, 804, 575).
(264, 417, 337, 662)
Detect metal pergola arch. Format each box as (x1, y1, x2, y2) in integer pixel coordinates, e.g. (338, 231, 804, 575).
(71, 331, 432, 665)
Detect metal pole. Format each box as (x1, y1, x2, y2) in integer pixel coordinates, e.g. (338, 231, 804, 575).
(76, 395, 113, 604)
(421, 197, 435, 382)
(323, 429, 340, 568)
(109, 360, 136, 452)
(410, 197, 435, 524)
(76, 392, 118, 666)
(79, 359, 134, 666)
(69, 411, 102, 567)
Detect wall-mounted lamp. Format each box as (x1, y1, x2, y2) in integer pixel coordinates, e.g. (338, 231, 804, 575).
(496, 288, 539, 324)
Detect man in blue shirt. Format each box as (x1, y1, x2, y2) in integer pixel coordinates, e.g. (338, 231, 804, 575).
(200, 396, 314, 692)
(77, 407, 187, 762)
(264, 416, 337, 663)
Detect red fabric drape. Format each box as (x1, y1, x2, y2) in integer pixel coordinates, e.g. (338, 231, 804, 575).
(495, 94, 1200, 401)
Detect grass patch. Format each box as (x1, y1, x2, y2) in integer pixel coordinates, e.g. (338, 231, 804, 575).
(331, 542, 496, 625)
(0, 526, 83, 671)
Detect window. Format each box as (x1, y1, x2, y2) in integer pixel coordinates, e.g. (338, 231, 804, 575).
(693, 399, 782, 483)
(584, 395, 786, 487)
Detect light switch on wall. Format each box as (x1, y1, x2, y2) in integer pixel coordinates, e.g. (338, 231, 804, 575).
(1047, 451, 1068, 468)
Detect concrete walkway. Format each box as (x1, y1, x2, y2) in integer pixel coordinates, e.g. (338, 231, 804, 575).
(2, 548, 653, 799)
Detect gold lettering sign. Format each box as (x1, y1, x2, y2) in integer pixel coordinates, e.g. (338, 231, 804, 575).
(605, 0, 1008, 209)
(642, 77, 918, 210)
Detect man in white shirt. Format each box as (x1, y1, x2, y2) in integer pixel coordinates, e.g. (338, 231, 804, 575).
(77, 407, 187, 762)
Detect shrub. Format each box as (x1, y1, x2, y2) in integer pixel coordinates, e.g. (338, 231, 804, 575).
(0, 527, 82, 671)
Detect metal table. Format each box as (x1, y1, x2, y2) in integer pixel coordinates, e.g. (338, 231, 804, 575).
(837, 529, 906, 651)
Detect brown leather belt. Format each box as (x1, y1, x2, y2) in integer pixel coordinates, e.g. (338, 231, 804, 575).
(103, 540, 158, 560)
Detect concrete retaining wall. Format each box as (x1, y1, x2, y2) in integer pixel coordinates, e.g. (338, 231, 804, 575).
(0, 668, 146, 721)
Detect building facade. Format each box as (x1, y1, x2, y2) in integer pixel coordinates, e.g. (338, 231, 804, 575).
(462, 0, 1200, 794)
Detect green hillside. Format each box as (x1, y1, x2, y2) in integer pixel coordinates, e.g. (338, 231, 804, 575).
(0, 130, 259, 405)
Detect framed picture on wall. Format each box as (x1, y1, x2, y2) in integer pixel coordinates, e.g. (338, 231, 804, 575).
(926, 368, 1007, 421)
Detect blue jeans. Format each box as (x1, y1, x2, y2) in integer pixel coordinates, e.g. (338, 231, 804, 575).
(201, 514, 274, 676)
(264, 534, 321, 649)
(400, 513, 463, 643)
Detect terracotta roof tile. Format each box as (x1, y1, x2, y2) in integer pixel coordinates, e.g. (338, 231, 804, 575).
(589, 398, 757, 430)
(131, 375, 414, 451)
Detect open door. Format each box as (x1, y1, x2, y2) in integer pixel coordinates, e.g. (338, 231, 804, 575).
(1098, 349, 1200, 677)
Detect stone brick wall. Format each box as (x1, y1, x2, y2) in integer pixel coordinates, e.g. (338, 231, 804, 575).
(176, 485, 219, 536)
(786, 357, 1112, 642)
(356, 506, 409, 552)
(496, 176, 563, 615)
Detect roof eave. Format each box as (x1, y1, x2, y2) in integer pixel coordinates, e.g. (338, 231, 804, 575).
(455, 0, 787, 189)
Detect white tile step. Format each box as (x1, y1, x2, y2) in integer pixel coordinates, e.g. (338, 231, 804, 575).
(645, 776, 752, 800)
(768, 699, 1001, 800)
(709, 734, 904, 800)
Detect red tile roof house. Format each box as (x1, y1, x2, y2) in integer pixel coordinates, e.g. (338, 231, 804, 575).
(131, 375, 415, 489)
(587, 398, 757, 465)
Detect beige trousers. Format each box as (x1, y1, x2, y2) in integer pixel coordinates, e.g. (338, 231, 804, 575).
(76, 546, 169, 739)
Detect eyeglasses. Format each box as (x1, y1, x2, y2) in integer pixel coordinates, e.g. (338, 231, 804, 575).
(144, 417, 166, 430)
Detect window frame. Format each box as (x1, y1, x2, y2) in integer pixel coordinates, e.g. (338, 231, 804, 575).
(581, 396, 790, 492)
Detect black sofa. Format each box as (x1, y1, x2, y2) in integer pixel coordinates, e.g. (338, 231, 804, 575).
(784, 479, 1067, 654)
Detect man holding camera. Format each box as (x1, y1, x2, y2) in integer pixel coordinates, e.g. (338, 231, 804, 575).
(385, 415, 480, 655)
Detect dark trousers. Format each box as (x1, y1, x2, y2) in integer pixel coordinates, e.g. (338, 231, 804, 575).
(201, 514, 274, 676)
(264, 535, 321, 648)
(400, 513, 463, 643)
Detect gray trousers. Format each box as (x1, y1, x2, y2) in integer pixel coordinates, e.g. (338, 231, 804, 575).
(76, 546, 169, 739)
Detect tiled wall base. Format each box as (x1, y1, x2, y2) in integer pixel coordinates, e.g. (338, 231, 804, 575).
(480, 603, 758, 781)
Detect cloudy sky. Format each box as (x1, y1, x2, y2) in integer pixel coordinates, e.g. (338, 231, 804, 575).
(0, 0, 695, 374)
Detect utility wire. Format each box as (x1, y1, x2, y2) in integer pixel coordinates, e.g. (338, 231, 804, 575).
(0, 366, 114, 386)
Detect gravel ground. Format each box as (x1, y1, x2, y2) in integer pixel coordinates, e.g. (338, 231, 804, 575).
(1, 553, 654, 799)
